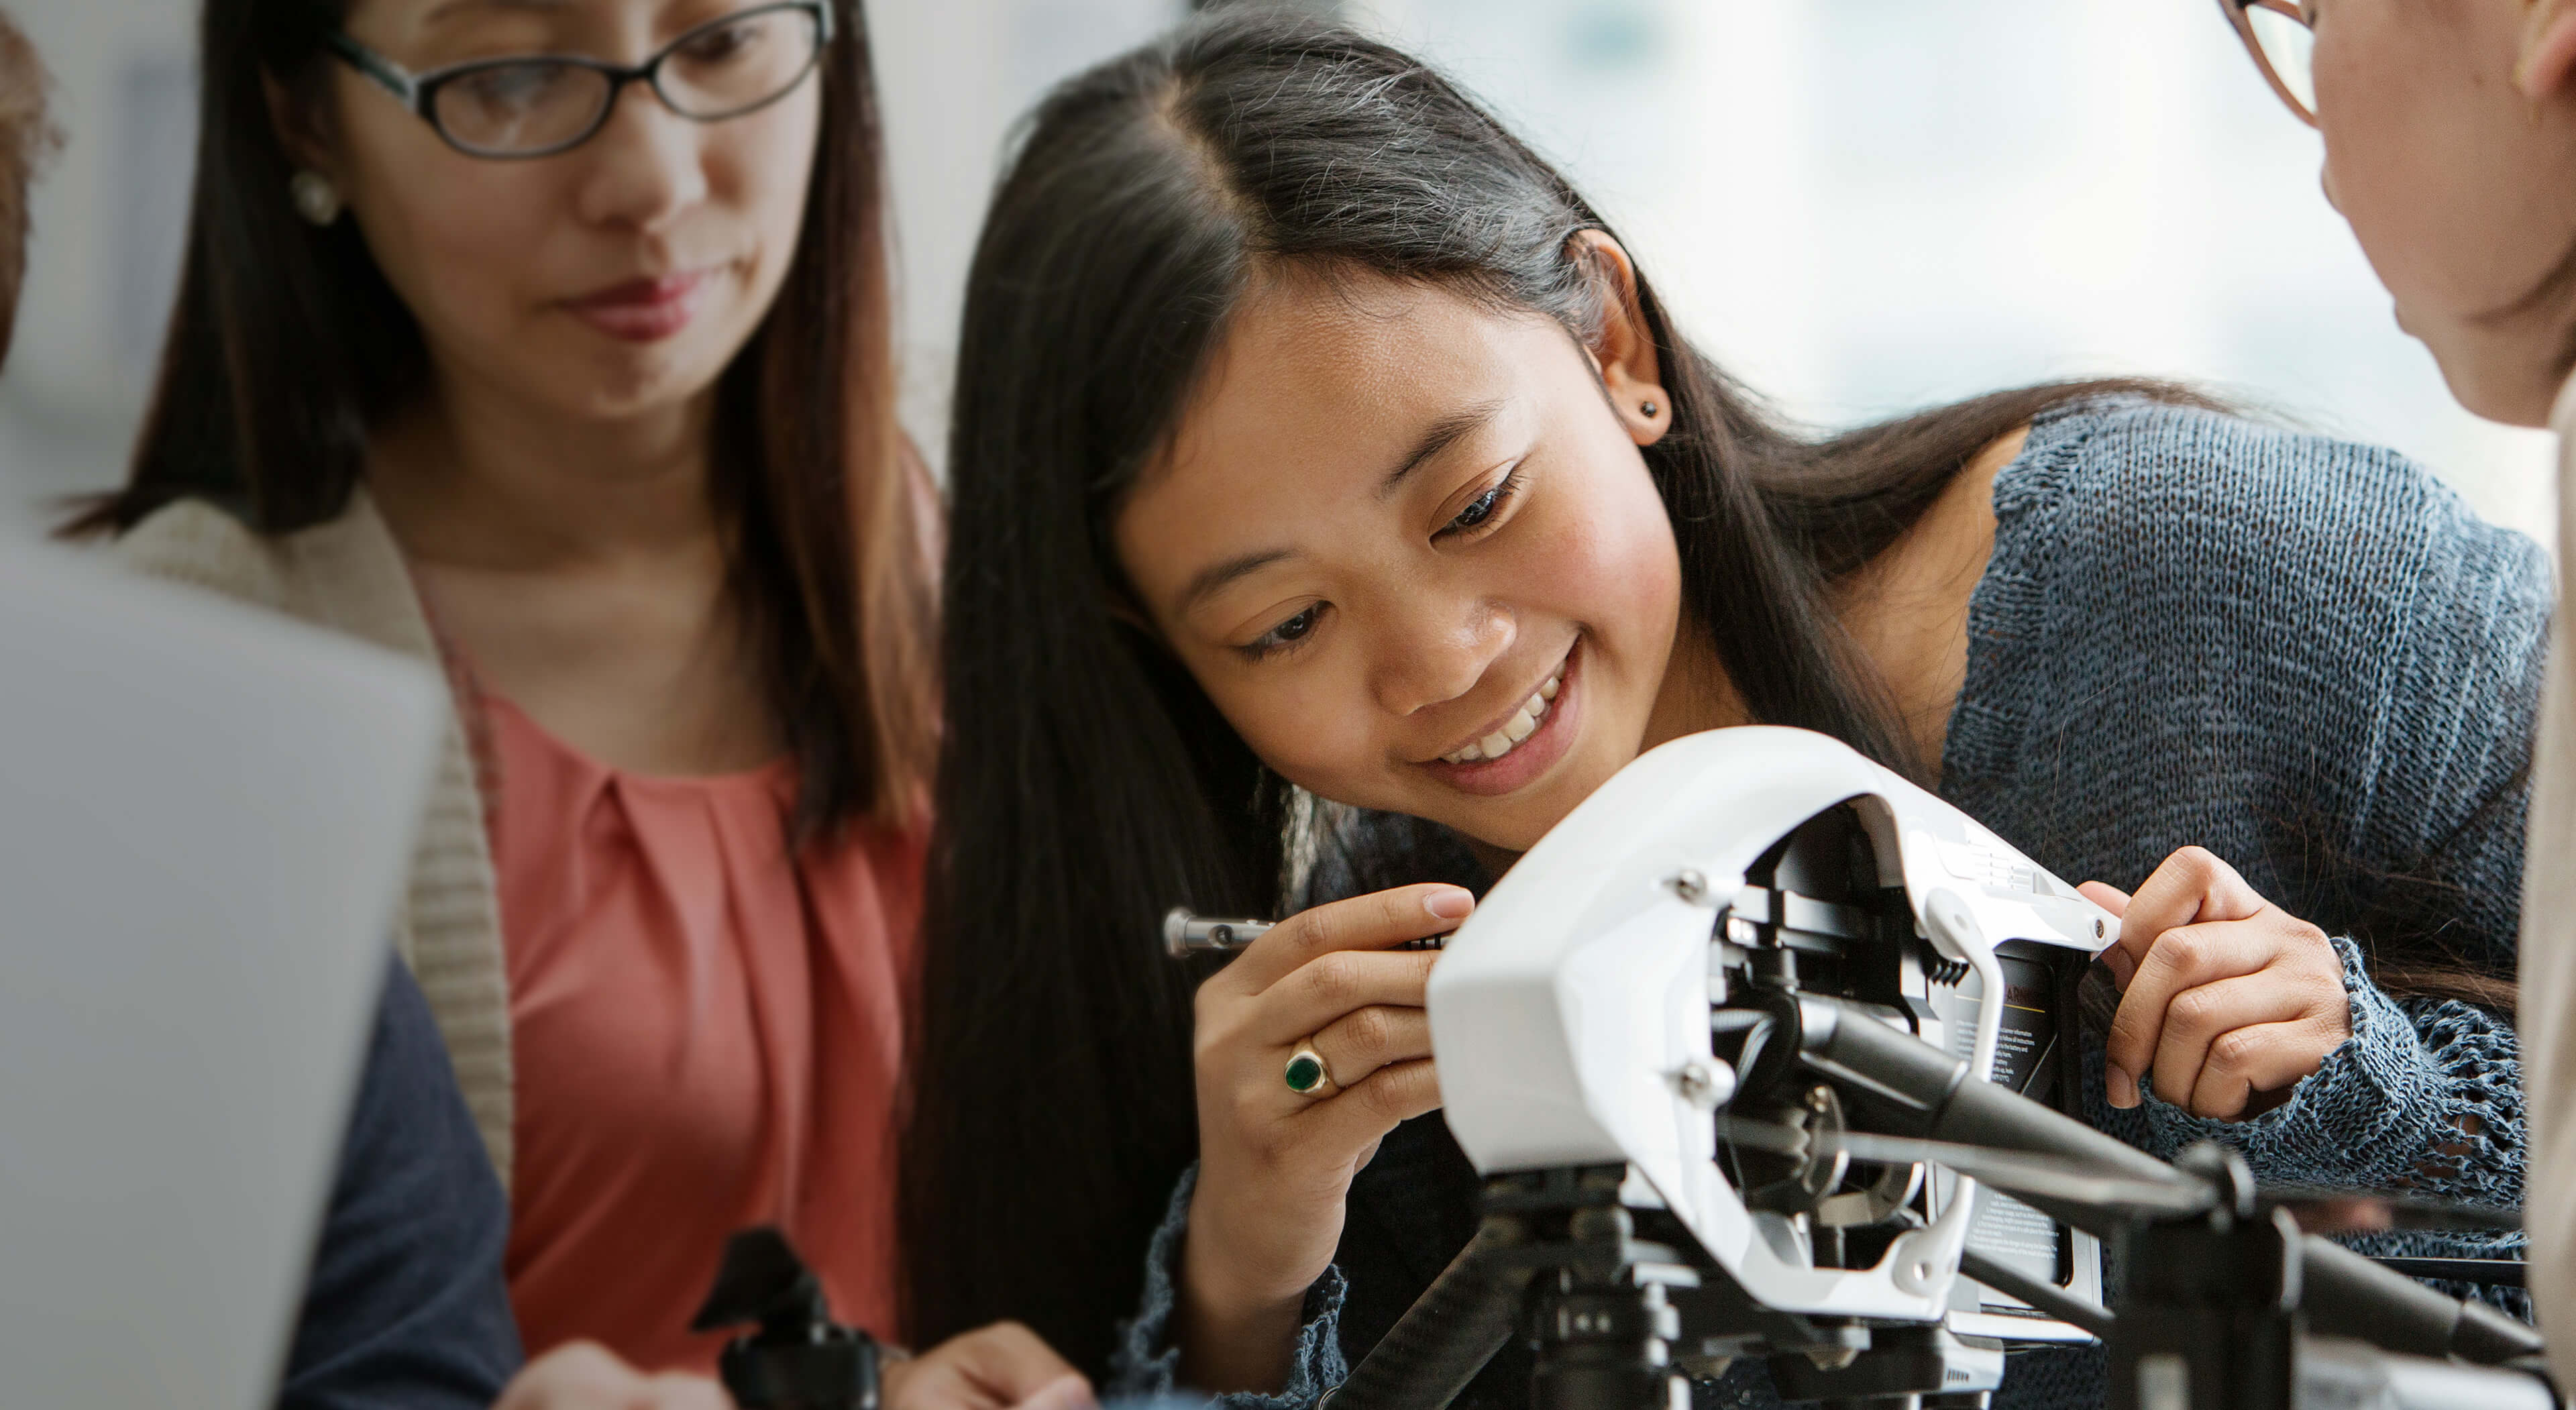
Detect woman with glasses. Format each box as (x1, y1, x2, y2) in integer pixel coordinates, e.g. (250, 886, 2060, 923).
(903, 11, 2543, 1410)
(64, 1, 1084, 1403)
(2216, 0, 2576, 1381)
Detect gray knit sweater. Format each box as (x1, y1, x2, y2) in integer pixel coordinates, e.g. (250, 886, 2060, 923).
(1108, 398, 2553, 1410)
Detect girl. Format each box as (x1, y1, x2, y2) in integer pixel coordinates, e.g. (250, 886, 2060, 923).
(903, 11, 2544, 1410)
(78, 0, 1081, 1403)
(2206, 0, 2576, 1377)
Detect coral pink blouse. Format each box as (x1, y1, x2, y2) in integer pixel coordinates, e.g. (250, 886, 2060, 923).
(482, 690, 922, 1372)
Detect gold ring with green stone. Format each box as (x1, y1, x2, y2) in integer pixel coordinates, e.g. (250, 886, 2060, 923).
(1284, 1046, 1334, 1097)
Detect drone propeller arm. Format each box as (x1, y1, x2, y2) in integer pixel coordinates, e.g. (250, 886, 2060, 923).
(2300, 1236, 2543, 1367)
(1790, 993, 2191, 1241)
(1794, 994, 2546, 1372)
(1316, 1215, 1531, 1410)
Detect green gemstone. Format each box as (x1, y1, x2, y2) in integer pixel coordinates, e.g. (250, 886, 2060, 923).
(1284, 1053, 1326, 1093)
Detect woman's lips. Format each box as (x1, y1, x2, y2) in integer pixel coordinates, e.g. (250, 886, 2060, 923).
(562, 270, 711, 343)
(1419, 642, 1582, 798)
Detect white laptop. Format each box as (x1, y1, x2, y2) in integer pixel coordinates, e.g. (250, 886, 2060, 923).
(0, 544, 443, 1410)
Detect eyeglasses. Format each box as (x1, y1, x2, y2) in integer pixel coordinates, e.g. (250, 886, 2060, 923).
(326, 0, 833, 160)
(2219, 0, 2317, 126)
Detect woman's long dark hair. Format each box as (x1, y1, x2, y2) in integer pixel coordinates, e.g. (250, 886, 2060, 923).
(901, 11, 2207, 1369)
(68, 0, 936, 830)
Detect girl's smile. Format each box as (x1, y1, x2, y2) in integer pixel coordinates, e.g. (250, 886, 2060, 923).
(1419, 637, 1578, 796)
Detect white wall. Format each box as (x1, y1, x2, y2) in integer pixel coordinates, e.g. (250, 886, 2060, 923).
(7, 1, 2555, 552)
(0, 0, 193, 539)
(872, 0, 1181, 476)
(1354, 0, 2559, 554)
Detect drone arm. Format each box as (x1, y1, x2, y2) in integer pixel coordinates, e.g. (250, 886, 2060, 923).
(1959, 1249, 2114, 1340)
(1791, 993, 2190, 1242)
(2300, 1236, 2544, 1367)
(1316, 1215, 1530, 1410)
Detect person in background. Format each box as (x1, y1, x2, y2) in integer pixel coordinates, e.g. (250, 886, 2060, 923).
(905, 12, 2542, 1410)
(0, 11, 521, 1409)
(2209, 0, 2576, 1385)
(58, 0, 1083, 1405)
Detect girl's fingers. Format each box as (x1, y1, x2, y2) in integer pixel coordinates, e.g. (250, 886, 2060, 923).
(2104, 847, 2266, 985)
(2104, 920, 2277, 1106)
(1253, 948, 1440, 1044)
(1307, 1004, 1432, 1091)
(2185, 1018, 2343, 1120)
(1226, 884, 1473, 991)
(2147, 971, 2317, 1114)
(2076, 880, 2131, 915)
(1303, 1056, 1442, 1150)
(2078, 881, 2137, 987)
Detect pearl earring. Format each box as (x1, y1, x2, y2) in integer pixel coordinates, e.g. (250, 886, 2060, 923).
(290, 170, 343, 226)
(1640, 399, 1660, 418)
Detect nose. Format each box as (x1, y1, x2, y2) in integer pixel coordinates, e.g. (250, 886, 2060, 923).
(572, 80, 710, 231)
(1371, 590, 1513, 721)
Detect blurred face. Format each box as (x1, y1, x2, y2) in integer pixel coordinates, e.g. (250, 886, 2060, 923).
(294, 0, 820, 421)
(1113, 271, 1686, 853)
(2312, 0, 2576, 423)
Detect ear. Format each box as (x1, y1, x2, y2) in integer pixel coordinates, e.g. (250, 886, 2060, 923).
(2520, 0, 2576, 101)
(1566, 230, 1670, 448)
(262, 68, 339, 180)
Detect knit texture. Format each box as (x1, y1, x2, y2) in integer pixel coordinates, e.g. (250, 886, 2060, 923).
(1108, 398, 2551, 1410)
(115, 494, 517, 1184)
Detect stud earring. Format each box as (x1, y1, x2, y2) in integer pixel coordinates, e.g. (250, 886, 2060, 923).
(290, 170, 343, 226)
(1640, 399, 1660, 418)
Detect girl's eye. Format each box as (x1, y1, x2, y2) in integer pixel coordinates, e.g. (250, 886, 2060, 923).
(1243, 604, 1324, 659)
(1441, 468, 1523, 539)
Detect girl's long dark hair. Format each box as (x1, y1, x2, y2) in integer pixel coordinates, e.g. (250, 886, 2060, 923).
(68, 0, 936, 830)
(902, 11, 2208, 1368)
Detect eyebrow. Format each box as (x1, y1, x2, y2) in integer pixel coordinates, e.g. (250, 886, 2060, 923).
(1375, 399, 1507, 502)
(419, 0, 572, 29)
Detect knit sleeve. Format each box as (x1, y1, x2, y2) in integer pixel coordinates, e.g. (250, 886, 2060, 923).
(2125, 937, 2522, 1212)
(1960, 399, 2542, 1321)
(1108, 1164, 1351, 1410)
(2338, 466, 2552, 973)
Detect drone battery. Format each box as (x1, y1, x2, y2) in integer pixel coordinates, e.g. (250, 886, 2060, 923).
(1933, 942, 2105, 1341)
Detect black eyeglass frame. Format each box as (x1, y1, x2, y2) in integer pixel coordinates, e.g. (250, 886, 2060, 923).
(325, 0, 835, 160)
(2218, 0, 2318, 128)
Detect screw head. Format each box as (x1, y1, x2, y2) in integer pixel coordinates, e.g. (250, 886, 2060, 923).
(1666, 869, 1709, 904)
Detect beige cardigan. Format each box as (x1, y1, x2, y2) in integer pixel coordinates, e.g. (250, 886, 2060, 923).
(117, 491, 516, 1185)
(2525, 375, 2576, 1383)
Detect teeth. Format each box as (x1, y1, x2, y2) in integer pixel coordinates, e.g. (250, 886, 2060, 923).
(1440, 659, 1572, 765)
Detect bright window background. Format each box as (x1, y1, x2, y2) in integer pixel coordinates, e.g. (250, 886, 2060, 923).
(2, 0, 2556, 557)
(1350, 0, 2560, 554)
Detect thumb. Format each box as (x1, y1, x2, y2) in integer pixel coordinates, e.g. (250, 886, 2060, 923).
(2077, 881, 2131, 917)
(1012, 1375, 1097, 1410)
(2079, 881, 2137, 988)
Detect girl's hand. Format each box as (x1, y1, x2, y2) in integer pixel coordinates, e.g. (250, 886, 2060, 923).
(494, 1344, 729, 1410)
(2080, 847, 2351, 1121)
(1175, 883, 1472, 1393)
(884, 1323, 1095, 1410)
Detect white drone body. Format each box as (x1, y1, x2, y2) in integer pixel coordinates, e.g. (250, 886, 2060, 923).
(1424, 726, 2122, 1347)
